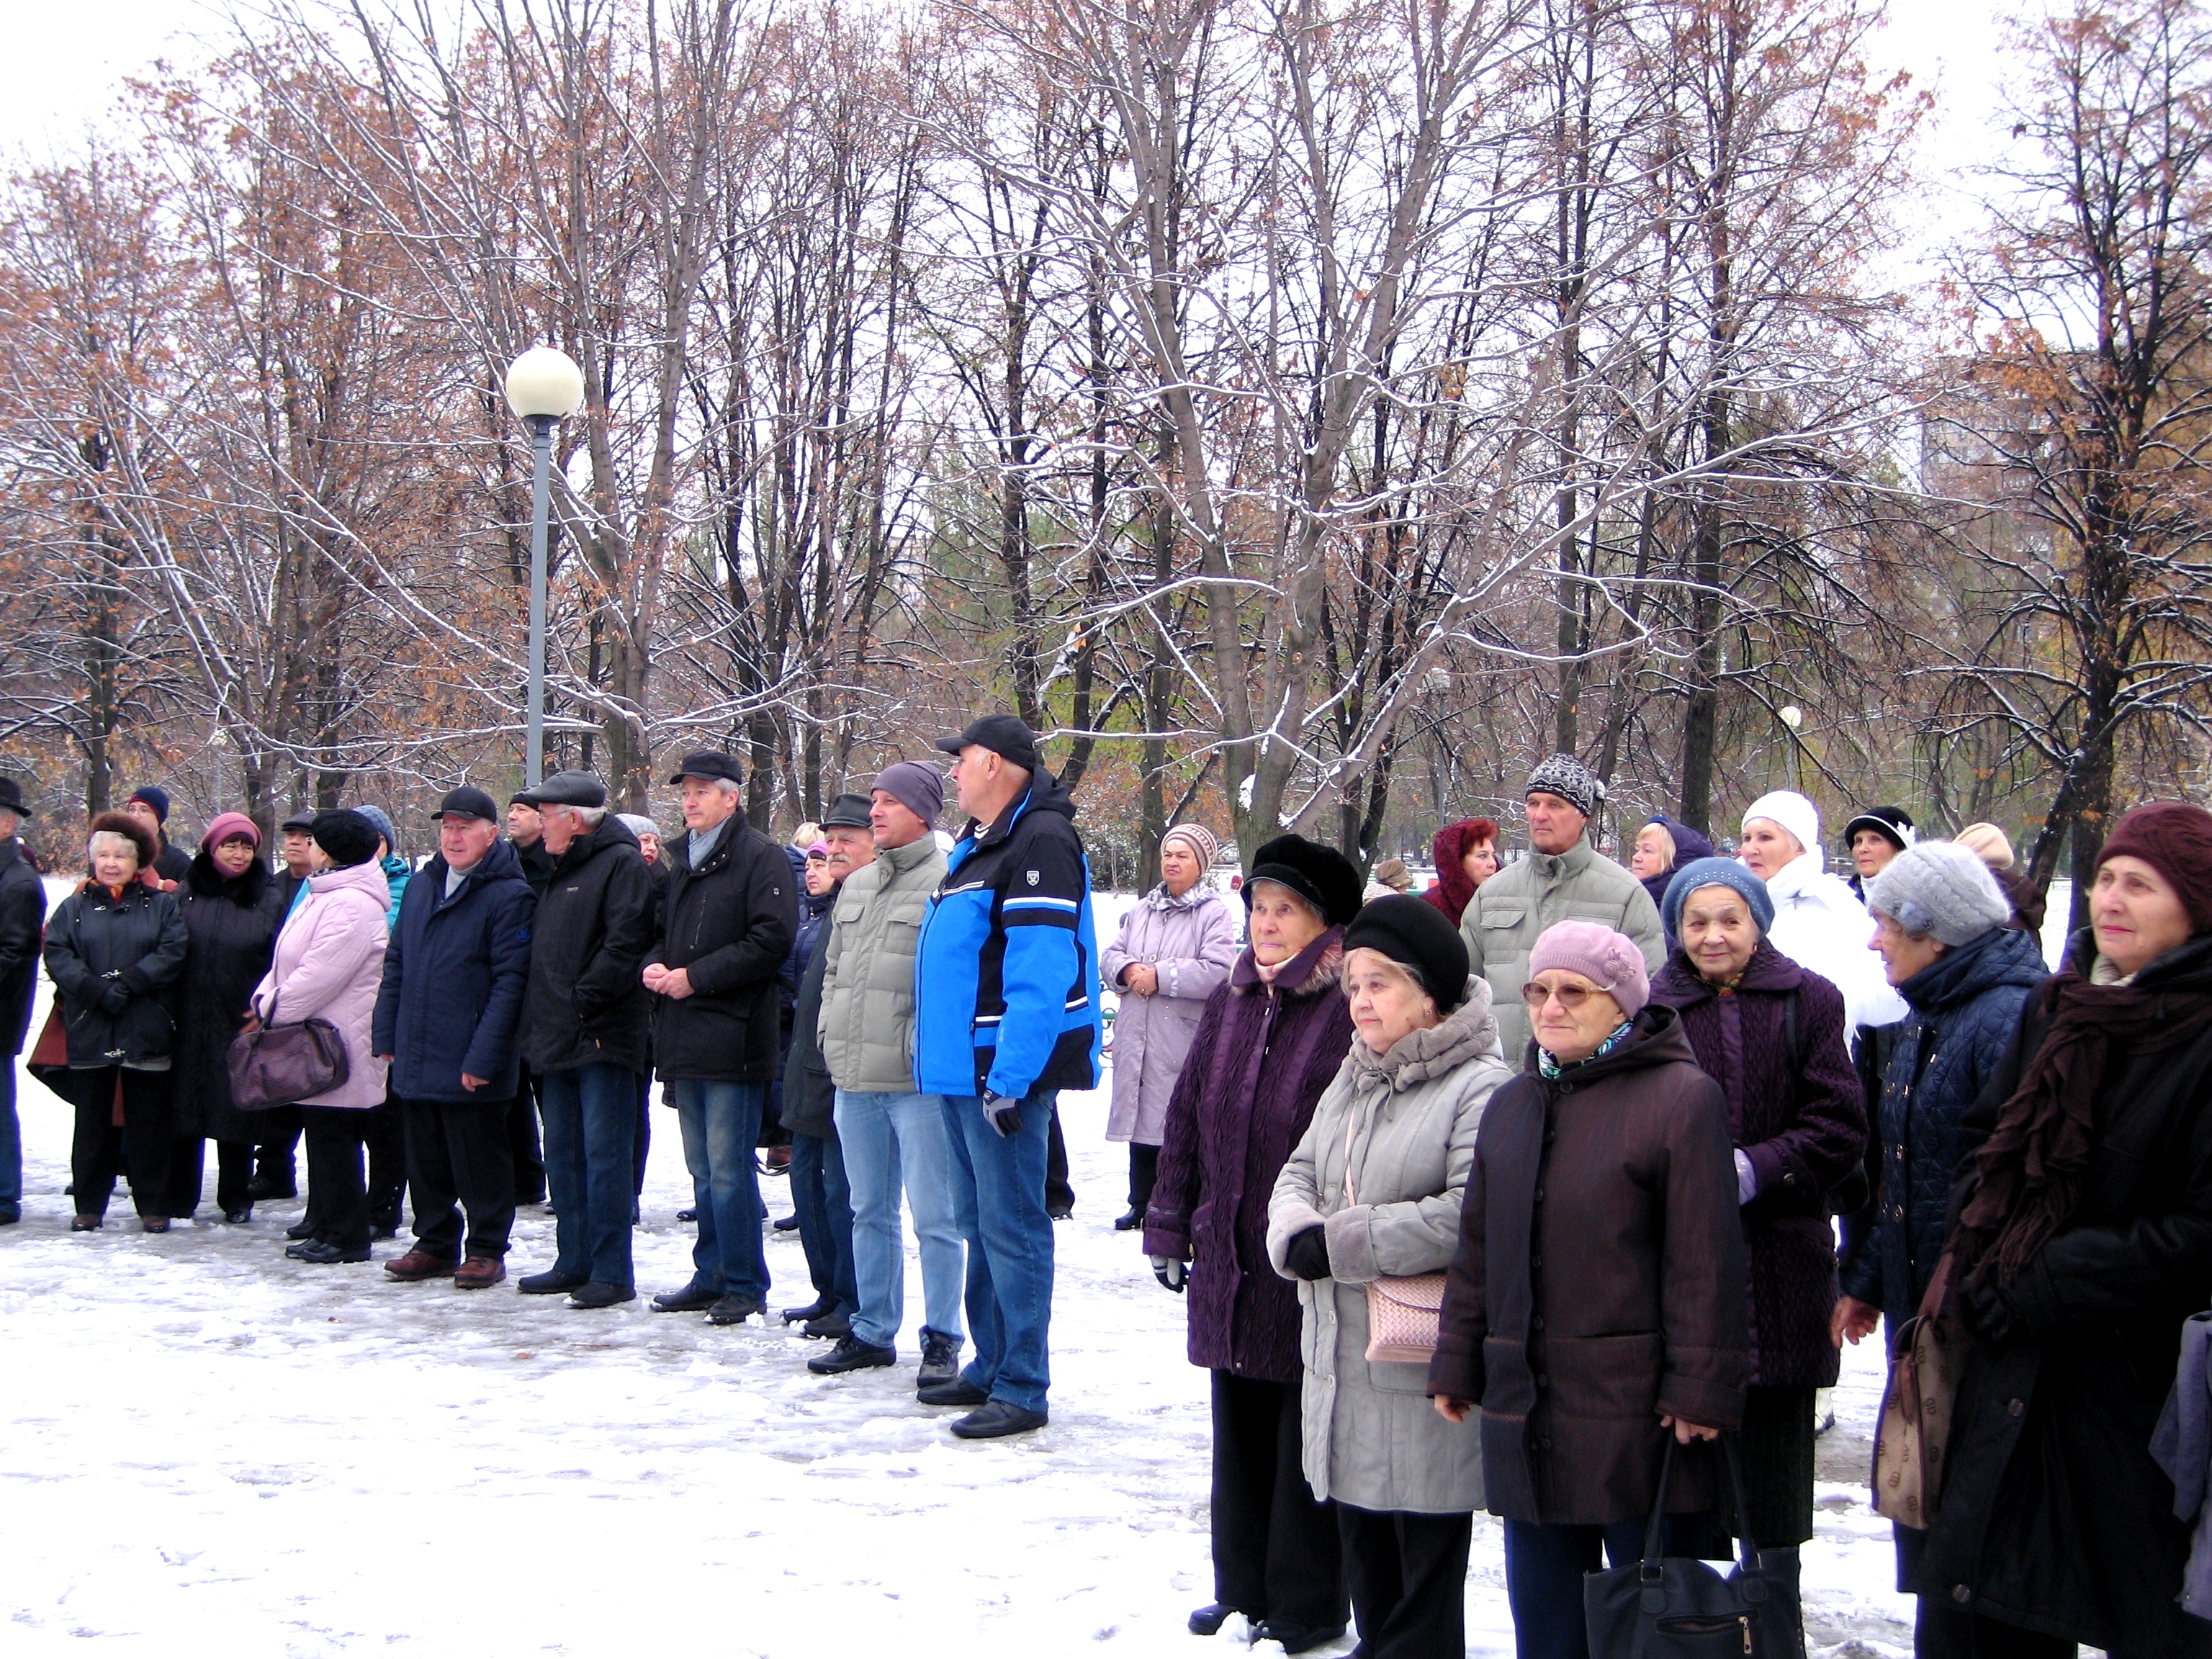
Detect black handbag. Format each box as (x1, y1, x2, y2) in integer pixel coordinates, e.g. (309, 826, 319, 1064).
(1583, 1434, 1805, 1659)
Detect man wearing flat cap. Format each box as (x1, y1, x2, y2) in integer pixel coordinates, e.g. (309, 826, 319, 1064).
(912, 715, 1103, 1439)
(643, 751, 796, 1327)
(0, 775, 43, 1223)
(512, 770, 660, 1308)
(1460, 753, 1664, 1062)
(373, 787, 539, 1289)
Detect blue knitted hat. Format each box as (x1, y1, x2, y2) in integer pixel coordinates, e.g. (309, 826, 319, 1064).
(1662, 857, 1775, 940)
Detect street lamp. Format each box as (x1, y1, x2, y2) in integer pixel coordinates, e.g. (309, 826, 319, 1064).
(1778, 704, 1804, 792)
(503, 345, 586, 786)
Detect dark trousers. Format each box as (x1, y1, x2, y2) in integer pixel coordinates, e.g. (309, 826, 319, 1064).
(1913, 1601, 2077, 1659)
(1045, 1100, 1074, 1215)
(1731, 1382, 1817, 1547)
(1127, 1142, 1160, 1212)
(511, 1066, 547, 1202)
(1337, 1503, 1473, 1659)
(301, 1106, 372, 1254)
(539, 1061, 639, 1287)
(400, 1094, 517, 1260)
(634, 1078, 652, 1197)
(254, 1111, 301, 1190)
(0, 1060, 21, 1215)
(1503, 1512, 1709, 1659)
(1211, 1371, 1345, 1628)
(364, 1097, 406, 1224)
(790, 1128, 858, 1311)
(66, 1067, 173, 1219)
(166, 1137, 253, 1218)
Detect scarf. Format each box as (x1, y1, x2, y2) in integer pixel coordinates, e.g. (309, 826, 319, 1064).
(1538, 1018, 1636, 1080)
(1956, 958, 2212, 1287)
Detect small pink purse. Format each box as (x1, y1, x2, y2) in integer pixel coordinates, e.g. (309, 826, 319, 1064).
(1342, 1115, 1447, 1364)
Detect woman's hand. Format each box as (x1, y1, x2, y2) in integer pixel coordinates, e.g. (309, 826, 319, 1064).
(1123, 963, 1158, 997)
(1433, 1395, 1473, 1424)
(1832, 1295, 1880, 1349)
(1282, 1225, 1332, 1281)
(1660, 1414, 1721, 1444)
(239, 1013, 262, 1035)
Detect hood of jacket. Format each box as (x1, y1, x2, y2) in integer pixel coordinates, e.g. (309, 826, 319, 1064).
(1765, 848, 1856, 914)
(1536, 1002, 1698, 1084)
(1899, 921, 2048, 1014)
(559, 813, 644, 873)
(1642, 817, 1718, 912)
(307, 858, 392, 909)
(1345, 976, 1506, 1091)
(1231, 927, 1346, 998)
(186, 848, 271, 907)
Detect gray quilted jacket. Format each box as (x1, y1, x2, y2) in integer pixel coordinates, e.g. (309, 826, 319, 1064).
(817, 833, 947, 1093)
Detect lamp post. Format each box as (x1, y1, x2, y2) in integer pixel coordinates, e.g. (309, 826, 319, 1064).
(503, 346, 586, 786)
(1779, 703, 1804, 793)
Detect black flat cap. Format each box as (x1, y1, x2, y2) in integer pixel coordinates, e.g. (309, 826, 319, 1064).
(433, 786, 501, 823)
(933, 714, 1038, 773)
(512, 770, 607, 809)
(1244, 834, 1363, 928)
(279, 810, 317, 833)
(820, 791, 873, 830)
(666, 750, 744, 787)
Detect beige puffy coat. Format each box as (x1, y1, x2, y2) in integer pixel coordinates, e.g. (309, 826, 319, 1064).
(817, 833, 947, 1093)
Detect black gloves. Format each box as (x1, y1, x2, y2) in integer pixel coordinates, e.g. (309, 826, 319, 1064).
(981, 1092, 1022, 1138)
(1962, 1278, 2024, 1348)
(99, 976, 132, 1015)
(1149, 1256, 1187, 1293)
(1284, 1224, 1332, 1282)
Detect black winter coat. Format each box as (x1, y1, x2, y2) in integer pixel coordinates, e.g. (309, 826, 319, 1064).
(153, 840, 191, 885)
(42, 879, 189, 1067)
(372, 837, 536, 1102)
(1837, 925, 2045, 1330)
(171, 853, 287, 1141)
(518, 817, 657, 1076)
(0, 836, 45, 1055)
(1918, 931, 2212, 1656)
(512, 837, 557, 900)
(647, 810, 795, 1082)
(782, 920, 837, 1139)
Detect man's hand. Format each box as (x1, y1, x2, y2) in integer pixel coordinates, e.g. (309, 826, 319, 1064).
(373, 1053, 395, 1063)
(1122, 963, 1159, 998)
(983, 1092, 1022, 1137)
(1433, 1396, 1473, 1424)
(642, 963, 669, 993)
(461, 1073, 488, 1092)
(658, 966, 693, 1000)
(1832, 1295, 1880, 1349)
(1660, 1414, 1722, 1444)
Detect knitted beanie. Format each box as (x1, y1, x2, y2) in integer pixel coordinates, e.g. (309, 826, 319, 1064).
(127, 784, 171, 824)
(310, 809, 381, 870)
(354, 804, 398, 856)
(1527, 920, 1650, 1017)
(200, 812, 261, 851)
(1160, 822, 1219, 870)
(1742, 790, 1821, 859)
(1865, 842, 2013, 946)
(872, 760, 945, 827)
(1525, 753, 1604, 818)
(2097, 801, 2212, 935)
(1955, 822, 2016, 871)
(1661, 857, 1776, 940)
(1343, 894, 1471, 1011)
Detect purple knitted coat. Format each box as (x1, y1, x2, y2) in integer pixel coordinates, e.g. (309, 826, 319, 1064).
(1647, 942, 1867, 1389)
(1143, 929, 1356, 1385)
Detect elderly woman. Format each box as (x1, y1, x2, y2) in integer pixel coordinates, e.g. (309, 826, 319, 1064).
(169, 813, 289, 1224)
(1430, 921, 1748, 1659)
(1737, 789, 1905, 1033)
(1267, 895, 1511, 1659)
(1146, 834, 1362, 1651)
(1421, 818, 1498, 928)
(1627, 814, 1716, 925)
(252, 809, 392, 1264)
(41, 812, 190, 1231)
(1910, 803, 2212, 1658)
(1645, 858, 1865, 1610)
(1102, 823, 1238, 1230)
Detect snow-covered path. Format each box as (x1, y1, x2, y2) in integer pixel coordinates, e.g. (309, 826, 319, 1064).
(2, 898, 1915, 1657)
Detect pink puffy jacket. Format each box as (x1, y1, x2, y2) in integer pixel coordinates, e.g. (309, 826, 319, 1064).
(251, 858, 391, 1108)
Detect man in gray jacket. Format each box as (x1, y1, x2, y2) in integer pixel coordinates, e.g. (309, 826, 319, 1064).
(1459, 753, 1665, 1062)
(808, 760, 965, 1389)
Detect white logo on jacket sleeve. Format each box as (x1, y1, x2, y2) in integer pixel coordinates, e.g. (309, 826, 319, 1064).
(1026, 870, 1040, 886)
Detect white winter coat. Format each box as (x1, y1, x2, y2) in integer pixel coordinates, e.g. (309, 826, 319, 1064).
(1098, 884, 1238, 1144)
(1267, 981, 1509, 1514)
(1763, 850, 1907, 1033)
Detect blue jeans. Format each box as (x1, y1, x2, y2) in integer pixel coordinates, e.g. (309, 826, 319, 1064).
(538, 1062, 639, 1287)
(670, 1077, 768, 1303)
(836, 1089, 966, 1350)
(0, 1061, 19, 1215)
(1503, 1512, 1711, 1659)
(789, 1130, 858, 1313)
(943, 1090, 1054, 1412)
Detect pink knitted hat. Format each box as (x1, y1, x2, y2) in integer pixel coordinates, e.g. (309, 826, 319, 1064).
(1527, 920, 1649, 1017)
(200, 811, 261, 850)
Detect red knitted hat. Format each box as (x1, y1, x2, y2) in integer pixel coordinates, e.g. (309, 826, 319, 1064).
(2097, 801, 2212, 935)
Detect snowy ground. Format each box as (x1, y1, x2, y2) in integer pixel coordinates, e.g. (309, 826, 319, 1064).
(2, 884, 1917, 1656)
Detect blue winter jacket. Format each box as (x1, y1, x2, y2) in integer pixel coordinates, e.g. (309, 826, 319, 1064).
(370, 836, 537, 1102)
(1838, 924, 2046, 1328)
(913, 768, 1102, 1101)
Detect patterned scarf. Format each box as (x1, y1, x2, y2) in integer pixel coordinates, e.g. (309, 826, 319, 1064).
(1538, 1018, 1636, 1080)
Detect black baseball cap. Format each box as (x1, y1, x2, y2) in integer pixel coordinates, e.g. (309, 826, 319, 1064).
(433, 786, 501, 823)
(666, 750, 744, 787)
(512, 770, 608, 809)
(932, 714, 1038, 773)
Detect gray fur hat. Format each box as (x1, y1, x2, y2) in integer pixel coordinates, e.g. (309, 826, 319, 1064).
(1864, 841, 2012, 946)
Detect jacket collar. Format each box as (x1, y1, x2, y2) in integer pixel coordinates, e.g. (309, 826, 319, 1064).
(1529, 1003, 1696, 1083)
(880, 832, 939, 874)
(1899, 923, 2047, 1012)
(1522, 835, 1596, 884)
(1232, 926, 1345, 997)
(1346, 979, 1506, 1092)
(1659, 938, 1803, 1004)
(424, 836, 522, 907)
(677, 806, 746, 873)
(306, 858, 390, 904)
(1764, 849, 1826, 906)
(1143, 880, 1213, 912)
(558, 815, 642, 873)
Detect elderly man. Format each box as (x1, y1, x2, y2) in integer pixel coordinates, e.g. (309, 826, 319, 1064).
(373, 787, 538, 1290)
(124, 785, 192, 886)
(810, 762, 968, 1386)
(913, 716, 1102, 1439)
(1459, 753, 1665, 1061)
(0, 775, 43, 1224)
(644, 751, 796, 1326)
(503, 791, 557, 1208)
(513, 770, 658, 1308)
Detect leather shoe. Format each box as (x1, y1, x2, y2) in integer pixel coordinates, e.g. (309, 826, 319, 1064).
(781, 1295, 835, 1325)
(918, 1326, 961, 1389)
(221, 1207, 252, 1224)
(292, 1240, 369, 1264)
(246, 1174, 297, 1202)
(1253, 1619, 1346, 1655)
(707, 1294, 765, 1326)
(652, 1281, 721, 1313)
(950, 1400, 1048, 1439)
(284, 1218, 316, 1241)
(517, 1268, 588, 1295)
(384, 1249, 457, 1282)
(70, 1215, 104, 1232)
(1187, 1605, 1237, 1637)
(801, 1309, 852, 1339)
(454, 1256, 506, 1289)
(917, 1377, 991, 1408)
(284, 1238, 320, 1259)
(567, 1280, 637, 1308)
(806, 1335, 896, 1375)
(675, 1206, 698, 1223)
(1112, 1206, 1143, 1231)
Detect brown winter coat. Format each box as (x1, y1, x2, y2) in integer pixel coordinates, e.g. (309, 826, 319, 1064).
(1427, 1006, 1749, 1524)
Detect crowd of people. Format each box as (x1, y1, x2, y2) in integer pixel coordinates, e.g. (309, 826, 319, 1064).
(3, 740, 2211, 1656)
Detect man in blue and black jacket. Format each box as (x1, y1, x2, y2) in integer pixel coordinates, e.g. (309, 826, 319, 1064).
(913, 714, 1102, 1439)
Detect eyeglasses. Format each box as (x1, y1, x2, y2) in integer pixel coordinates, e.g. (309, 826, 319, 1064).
(1521, 980, 1598, 1010)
